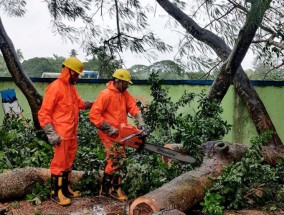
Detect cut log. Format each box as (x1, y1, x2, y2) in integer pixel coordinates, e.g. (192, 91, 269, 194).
(0, 167, 84, 201)
(129, 141, 284, 215)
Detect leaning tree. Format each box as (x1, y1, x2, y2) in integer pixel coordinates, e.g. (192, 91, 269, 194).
(155, 0, 284, 146)
(0, 17, 42, 129)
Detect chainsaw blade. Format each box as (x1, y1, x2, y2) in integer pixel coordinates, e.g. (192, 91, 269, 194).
(143, 143, 196, 164)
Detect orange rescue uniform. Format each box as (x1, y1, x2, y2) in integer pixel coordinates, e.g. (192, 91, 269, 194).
(89, 81, 140, 174)
(38, 68, 86, 175)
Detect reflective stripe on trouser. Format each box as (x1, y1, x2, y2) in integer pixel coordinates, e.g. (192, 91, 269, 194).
(101, 139, 126, 174)
(50, 139, 78, 175)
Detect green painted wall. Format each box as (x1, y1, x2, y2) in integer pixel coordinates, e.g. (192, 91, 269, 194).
(1, 80, 283, 145)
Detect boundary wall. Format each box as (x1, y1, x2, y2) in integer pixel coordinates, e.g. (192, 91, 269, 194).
(1, 77, 284, 145)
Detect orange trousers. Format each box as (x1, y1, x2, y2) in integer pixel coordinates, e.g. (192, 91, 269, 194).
(101, 137, 126, 174)
(50, 139, 78, 175)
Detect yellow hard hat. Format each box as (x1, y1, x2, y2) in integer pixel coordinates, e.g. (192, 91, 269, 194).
(112, 69, 132, 84)
(63, 57, 84, 76)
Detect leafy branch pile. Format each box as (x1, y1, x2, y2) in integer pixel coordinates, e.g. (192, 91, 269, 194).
(201, 131, 284, 215)
(0, 116, 52, 172)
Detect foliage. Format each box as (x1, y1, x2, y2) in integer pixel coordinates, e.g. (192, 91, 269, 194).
(73, 110, 105, 195)
(124, 149, 192, 199)
(200, 190, 224, 215)
(249, 62, 284, 81)
(5, 49, 284, 80)
(149, 60, 185, 79)
(177, 94, 232, 162)
(26, 182, 50, 205)
(20, 55, 215, 80)
(143, 72, 183, 138)
(201, 131, 284, 214)
(83, 56, 100, 72)
(129, 61, 215, 80)
(42, 0, 172, 66)
(2, 0, 284, 79)
(0, 116, 52, 172)
(21, 55, 65, 77)
(0, 53, 9, 77)
(89, 46, 121, 79)
(0, 50, 24, 77)
(143, 72, 231, 163)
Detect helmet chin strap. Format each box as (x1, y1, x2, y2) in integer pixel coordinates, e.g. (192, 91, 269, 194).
(69, 69, 75, 85)
(119, 81, 123, 92)
(114, 79, 123, 92)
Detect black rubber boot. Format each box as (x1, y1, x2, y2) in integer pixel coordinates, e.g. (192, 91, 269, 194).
(99, 172, 113, 197)
(62, 171, 80, 198)
(110, 174, 128, 201)
(51, 174, 71, 205)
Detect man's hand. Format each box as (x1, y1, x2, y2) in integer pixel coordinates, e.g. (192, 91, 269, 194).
(42, 123, 61, 146)
(139, 125, 151, 135)
(99, 121, 119, 137)
(106, 126, 119, 137)
(84, 100, 93, 109)
(134, 112, 145, 129)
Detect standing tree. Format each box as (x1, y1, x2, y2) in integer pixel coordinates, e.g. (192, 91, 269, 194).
(69, 49, 78, 57)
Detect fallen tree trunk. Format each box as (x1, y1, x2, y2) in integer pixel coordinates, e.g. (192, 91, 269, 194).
(0, 167, 84, 201)
(129, 141, 284, 215)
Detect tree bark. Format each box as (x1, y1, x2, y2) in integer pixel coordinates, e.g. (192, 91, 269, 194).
(0, 167, 84, 201)
(0, 17, 42, 129)
(156, 0, 282, 146)
(129, 141, 284, 214)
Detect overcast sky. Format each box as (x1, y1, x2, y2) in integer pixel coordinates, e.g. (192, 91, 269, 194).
(1, 1, 254, 70)
(1, 1, 87, 61)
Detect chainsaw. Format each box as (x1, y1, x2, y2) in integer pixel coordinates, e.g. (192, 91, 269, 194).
(116, 124, 196, 164)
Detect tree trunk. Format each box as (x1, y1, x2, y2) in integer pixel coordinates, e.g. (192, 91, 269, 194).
(156, 0, 282, 146)
(129, 141, 284, 215)
(0, 167, 84, 201)
(0, 17, 42, 129)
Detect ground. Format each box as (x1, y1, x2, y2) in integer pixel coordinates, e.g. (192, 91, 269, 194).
(0, 196, 130, 215)
(1, 197, 284, 215)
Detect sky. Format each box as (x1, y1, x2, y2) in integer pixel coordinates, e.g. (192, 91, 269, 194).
(1, 1, 254, 70)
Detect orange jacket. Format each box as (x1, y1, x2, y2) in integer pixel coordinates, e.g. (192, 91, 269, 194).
(89, 81, 140, 140)
(38, 68, 85, 140)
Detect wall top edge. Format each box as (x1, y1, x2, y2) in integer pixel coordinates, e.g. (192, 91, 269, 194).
(1, 77, 284, 86)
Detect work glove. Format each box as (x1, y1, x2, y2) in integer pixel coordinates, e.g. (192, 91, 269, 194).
(84, 100, 93, 109)
(99, 121, 119, 137)
(42, 123, 61, 146)
(134, 112, 145, 130)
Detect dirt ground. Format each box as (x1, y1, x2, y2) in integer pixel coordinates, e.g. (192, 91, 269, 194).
(0, 196, 130, 215)
(1, 197, 284, 215)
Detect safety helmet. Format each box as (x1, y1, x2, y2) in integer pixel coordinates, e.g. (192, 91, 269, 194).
(112, 69, 132, 84)
(63, 57, 84, 76)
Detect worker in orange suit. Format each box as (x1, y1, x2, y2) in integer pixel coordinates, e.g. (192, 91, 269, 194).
(89, 68, 145, 201)
(38, 57, 93, 206)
